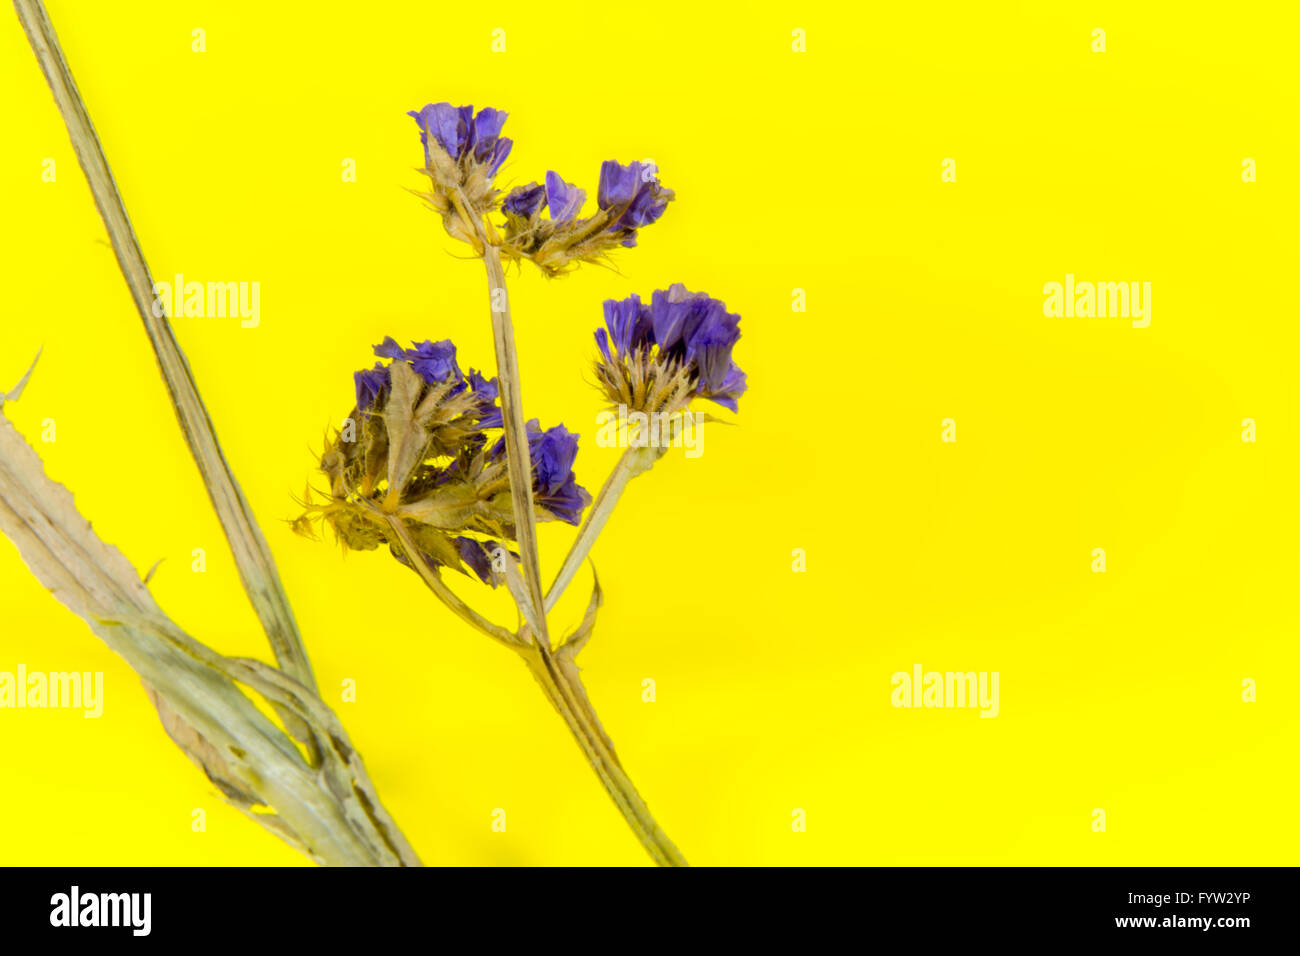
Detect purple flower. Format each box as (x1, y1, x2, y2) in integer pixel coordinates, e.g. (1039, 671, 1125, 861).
(373, 337, 461, 384)
(503, 182, 546, 218)
(528, 422, 579, 496)
(411, 103, 471, 158)
(355, 336, 469, 412)
(597, 160, 672, 244)
(700, 362, 747, 412)
(649, 285, 714, 352)
(354, 363, 390, 411)
(684, 310, 741, 394)
(408, 102, 512, 178)
(650, 286, 743, 402)
(471, 108, 509, 167)
(597, 161, 645, 209)
(373, 336, 407, 360)
(455, 537, 505, 586)
(537, 477, 591, 527)
(455, 537, 493, 582)
(595, 285, 747, 412)
(545, 171, 586, 222)
(407, 340, 461, 383)
(487, 420, 591, 525)
(649, 285, 742, 380)
(595, 294, 652, 361)
(467, 368, 503, 429)
(527, 422, 591, 525)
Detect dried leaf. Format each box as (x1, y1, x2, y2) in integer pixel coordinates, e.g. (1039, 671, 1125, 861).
(0, 348, 41, 406)
(0, 411, 420, 866)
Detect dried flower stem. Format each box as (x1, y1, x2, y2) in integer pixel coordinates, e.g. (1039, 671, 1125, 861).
(545, 446, 657, 613)
(10, 0, 418, 865)
(521, 642, 689, 867)
(473, 246, 687, 866)
(13, 0, 315, 692)
(481, 245, 549, 642)
(381, 512, 519, 648)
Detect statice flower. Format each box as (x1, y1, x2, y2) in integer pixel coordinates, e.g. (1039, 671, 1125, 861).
(597, 161, 672, 244)
(409, 104, 511, 178)
(354, 362, 390, 412)
(501, 160, 674, 275)
(406, 99, 674, 273)
(299, 336, 589, 587)
(466, 369, 503, 429)
(353, 337, 466, 412)
(545, 171, 586, 222)
(593, 284, 747, 416)
(487, 421, 591, 526)
(502, 181, 546, 219)
(408, 102, 513, 250)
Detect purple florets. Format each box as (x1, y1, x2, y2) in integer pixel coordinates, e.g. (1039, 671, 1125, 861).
(502, 173, 587, 223)
(597, 161, 672, 245)
(596, 285, 747, 411)
(454, 537, 516, 586)
(503, 181, 546, 218)
(595, 294, 653, 362)
(350, 339, 586, 523)
(488, 420, 592, 525)
(466, 369, 503, 429)
(408, 103, 512, 179)
(354, 337, 499, 422)
(373, 337, 462, 384)
(545, 171, 586, 222)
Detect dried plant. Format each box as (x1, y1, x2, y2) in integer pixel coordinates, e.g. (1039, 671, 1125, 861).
(5, 0, 417, 865)
(290, 102, 746, 866)
(5, 1, 744, 867)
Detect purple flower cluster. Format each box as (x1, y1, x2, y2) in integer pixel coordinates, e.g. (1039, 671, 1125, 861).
(352, 337, 588, 526)
(353, 337, 498, 424)
(596, 285, 748, 411)
(409, 101, 674, 272)
(502, 182, 546, 218)
(408, 103, 512, 180)
(489, 420, 592, 526)
(597, 161, 672, 245)
(501, 159, 672, 248)
(502, 171, 585, 222)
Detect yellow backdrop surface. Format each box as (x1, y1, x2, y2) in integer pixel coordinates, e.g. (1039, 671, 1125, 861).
(0, 1, 1295, 865)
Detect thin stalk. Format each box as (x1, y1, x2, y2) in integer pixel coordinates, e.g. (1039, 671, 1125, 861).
(480, 245, 548, 642)
(521, 641, 688, 867)
(13, 0, 316, 691)
(383, 514, 519, 648)
(544, 446, 647, 613)
(474, 245, 685, 865)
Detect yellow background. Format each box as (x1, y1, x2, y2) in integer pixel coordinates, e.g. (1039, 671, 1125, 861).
(1, 1, 1296, 865)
